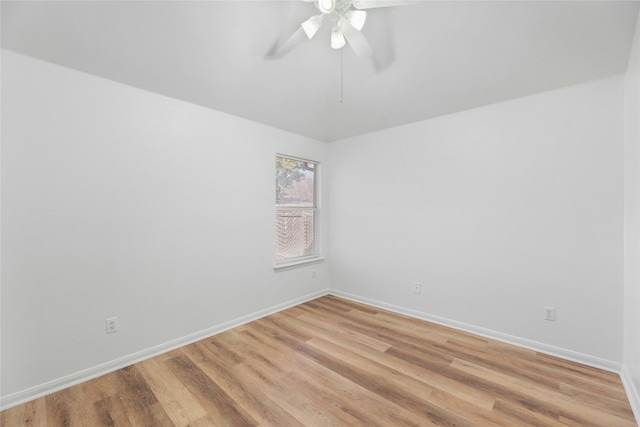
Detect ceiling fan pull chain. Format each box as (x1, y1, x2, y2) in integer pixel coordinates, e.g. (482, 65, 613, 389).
(340, 47, 344, 103)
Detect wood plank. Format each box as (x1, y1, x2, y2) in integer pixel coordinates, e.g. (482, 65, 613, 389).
(236, 320, 428, 426)
(0, 398, 47, 427)
(165, 353, 258, 426)
(111, 364, 175, 426)
(182, 339, 303, 426)
(491, 397, 565, 427)
(450, 357, 636, 427)
(286, 308, 497, 412)
(304, 336, 503, 427)
(93, 395, 134, 427)
(135, 356, 209, 426)
(44, 391, 74, 426)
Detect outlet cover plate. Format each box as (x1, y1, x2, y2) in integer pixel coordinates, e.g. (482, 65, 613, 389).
(544, 307, 555, 321)
(106, 317, 119, 333)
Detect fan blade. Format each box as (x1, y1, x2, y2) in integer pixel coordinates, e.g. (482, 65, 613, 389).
(352, 0, 418, 9)
(341, 22, 373, 58)
(346, 10, 366, 31)
(301, 14, 324, 39)
(266, 27, 307, 58)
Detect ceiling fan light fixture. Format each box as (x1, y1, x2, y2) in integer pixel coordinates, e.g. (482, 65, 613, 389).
(331, 25, 346, 49)
(346, 10, 367, 31)
(273, 0, 405, 58)
(317, 0, 336, 14)
(301, 14, 324, 38)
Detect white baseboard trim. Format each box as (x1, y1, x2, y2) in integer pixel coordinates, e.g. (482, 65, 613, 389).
(0, 288, 330, 411)
(329, 290, 622, 374)
(621, 365, 640, 424)
(2, 288, 631, 414)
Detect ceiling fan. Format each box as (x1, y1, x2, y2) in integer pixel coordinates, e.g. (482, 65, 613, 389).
(271, 0, 416, 59)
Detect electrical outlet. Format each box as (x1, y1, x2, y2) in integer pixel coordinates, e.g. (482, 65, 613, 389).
(544, 307, 555, 321)
(106, 317, 119, 334)
(413, 282, 422, 294)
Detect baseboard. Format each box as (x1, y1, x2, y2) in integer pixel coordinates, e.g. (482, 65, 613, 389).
(0, 288, 330, 411)
(621, 365, 640, 424)
(329, 290, 622, 374)
(1, 288, 628, 412)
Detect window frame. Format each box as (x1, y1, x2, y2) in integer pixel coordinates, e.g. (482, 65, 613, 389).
(274, 154, 323, 270)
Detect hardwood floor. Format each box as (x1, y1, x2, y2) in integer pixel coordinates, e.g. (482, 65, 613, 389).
(1, 295, 636, 426)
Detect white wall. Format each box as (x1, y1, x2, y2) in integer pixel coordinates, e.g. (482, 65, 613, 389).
(0, 50, 329, 404)
(623, 7, 640, 418)
(1, 41, 635, 411)
(329, 76, 624, 364)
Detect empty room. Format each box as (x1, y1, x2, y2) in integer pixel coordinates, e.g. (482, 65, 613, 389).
(2, 0, 640, 425)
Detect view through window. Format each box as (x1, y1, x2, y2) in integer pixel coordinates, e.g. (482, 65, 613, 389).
(276, 155, 318, 263)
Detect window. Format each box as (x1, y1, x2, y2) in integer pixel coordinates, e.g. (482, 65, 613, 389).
(275, 155, 319, 265)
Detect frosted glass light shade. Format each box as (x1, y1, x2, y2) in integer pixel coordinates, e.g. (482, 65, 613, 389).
(331, 25, 346, 49)
(317, 0, 336, 14)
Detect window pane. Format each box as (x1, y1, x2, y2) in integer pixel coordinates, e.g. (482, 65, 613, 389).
(276, 210, 315, 261)
(276, 156, 315, 207)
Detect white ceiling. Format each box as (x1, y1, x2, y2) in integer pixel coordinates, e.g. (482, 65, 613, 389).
(2, 1, 638, 142)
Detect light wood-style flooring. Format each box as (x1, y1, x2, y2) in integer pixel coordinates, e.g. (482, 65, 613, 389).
(1, 295, 637, 426)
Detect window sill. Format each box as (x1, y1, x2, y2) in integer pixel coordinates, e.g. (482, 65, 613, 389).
(274, 256, 325, 272)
